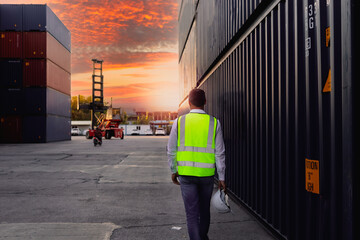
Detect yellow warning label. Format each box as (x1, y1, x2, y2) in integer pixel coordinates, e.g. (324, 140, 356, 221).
(305, 158, 320, 194)
(323, 69, 331, 92)
(326, 27, 330, 47)
(25, 62, 30, 66)
(1, 34, 4, 38)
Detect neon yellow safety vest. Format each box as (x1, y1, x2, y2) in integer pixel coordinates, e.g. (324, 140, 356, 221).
(177, 112, 217, 177)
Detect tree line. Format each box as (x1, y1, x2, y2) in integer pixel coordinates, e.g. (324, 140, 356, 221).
(71, 95, 151, 125)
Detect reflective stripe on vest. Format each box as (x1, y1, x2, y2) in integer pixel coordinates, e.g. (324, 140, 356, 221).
(177, 161, 215, 168)
(176, 113, 216, 177)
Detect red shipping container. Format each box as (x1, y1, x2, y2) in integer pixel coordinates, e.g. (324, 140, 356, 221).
(23, 59, 71, 95)
(47, 59, 70, 95)
(0, 116, 22, 143)
(0, 32, 22, 58)
(23, 32, 71, 73)
(22, 31, 46, 58)
(23, 59, 46, 87)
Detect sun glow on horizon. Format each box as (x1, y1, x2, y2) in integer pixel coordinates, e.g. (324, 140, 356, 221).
(71, 57, 179, 111)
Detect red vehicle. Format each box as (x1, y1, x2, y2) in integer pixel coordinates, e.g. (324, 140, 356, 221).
(86, 119, 124, 140)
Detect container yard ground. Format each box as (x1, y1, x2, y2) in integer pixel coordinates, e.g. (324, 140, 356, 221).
(0, 136, 274, 240)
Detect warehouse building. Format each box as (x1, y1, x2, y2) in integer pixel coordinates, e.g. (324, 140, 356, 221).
(178, 0, 358, 240)
(0, 4, 71, 143)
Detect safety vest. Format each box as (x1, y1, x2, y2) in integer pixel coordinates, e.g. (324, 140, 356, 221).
(177, 112, 217, 177)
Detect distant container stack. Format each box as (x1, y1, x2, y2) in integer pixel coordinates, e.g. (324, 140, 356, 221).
(0, 4, 71, 143)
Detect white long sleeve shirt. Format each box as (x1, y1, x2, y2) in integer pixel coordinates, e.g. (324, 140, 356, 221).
(167, 109, 226, 180)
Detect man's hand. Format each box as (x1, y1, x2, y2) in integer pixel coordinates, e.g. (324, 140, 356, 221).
(171, 172, 180, 185)
(218, 180, 226, 193)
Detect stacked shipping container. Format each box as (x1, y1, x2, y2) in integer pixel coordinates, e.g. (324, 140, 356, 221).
(0, 4, 71, 143)
(179, 0, 358, 240)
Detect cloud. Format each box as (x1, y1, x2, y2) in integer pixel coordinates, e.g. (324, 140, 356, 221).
(45, 0, 179, 73)
(1, 0, 180, 111)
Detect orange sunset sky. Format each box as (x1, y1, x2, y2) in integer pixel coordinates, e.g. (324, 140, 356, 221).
(1, 0, 179, 111)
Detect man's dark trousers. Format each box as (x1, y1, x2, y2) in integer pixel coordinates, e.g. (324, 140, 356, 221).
(179, 175, 214, 240)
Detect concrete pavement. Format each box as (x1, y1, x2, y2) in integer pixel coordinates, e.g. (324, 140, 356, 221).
(0, 136, 275, 240)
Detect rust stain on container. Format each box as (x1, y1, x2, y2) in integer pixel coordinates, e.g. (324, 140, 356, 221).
(0, 32, 23, 58)
(0, 116, 23, 143)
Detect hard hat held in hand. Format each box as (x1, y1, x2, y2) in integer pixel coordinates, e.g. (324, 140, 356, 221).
(211, 189, 230, 213)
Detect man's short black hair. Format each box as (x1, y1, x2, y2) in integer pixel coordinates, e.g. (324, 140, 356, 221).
(189, 88, 206, 107)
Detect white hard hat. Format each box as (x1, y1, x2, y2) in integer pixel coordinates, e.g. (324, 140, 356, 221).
(211, 189, 230, 213)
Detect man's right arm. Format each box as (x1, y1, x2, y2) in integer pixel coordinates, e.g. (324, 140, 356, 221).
(167, 118, 178, 174)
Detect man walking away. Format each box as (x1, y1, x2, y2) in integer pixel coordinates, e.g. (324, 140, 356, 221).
(167, 88, 226, 240)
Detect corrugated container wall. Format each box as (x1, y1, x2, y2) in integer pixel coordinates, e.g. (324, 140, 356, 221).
(23, 115, 71, 143)
(24, 88, 70, 117)
(0, 59, 22, 88)
(0, 4, 71, 143)
(178, 0, 198, 102)
(23, 59, 71, 95)
(0, 4, 71, 52)
(22, 4, 71, 52)
(178, 0, 358, 239)
(23, 32, 71, 73)
(0, 4, 22, 31)
(178, 0, 197, 58)
(0, 89, 23, 115)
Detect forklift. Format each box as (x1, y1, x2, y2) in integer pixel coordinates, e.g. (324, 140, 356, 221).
(79, 59, 124, 140)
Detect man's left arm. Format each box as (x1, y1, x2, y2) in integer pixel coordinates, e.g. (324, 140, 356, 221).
(215, 120, 226, 191)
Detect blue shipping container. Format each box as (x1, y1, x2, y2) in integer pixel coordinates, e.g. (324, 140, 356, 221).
(0, 4, 23, 31)
(0, 59, 23, 88)
(22, 4, 71, 52)
(0, 88, 23, 115)
(24, 87, 71, 117)
(23, 115, 71, 143)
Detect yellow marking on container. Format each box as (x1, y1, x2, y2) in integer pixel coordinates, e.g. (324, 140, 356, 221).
(323, 69, 331, 92)
(326, 27, 330, 47)
(1, 34, 4, 38)
(25, 62, 30, 66)
(33, 51, 36, 55)
(305, 158, 320, 194)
